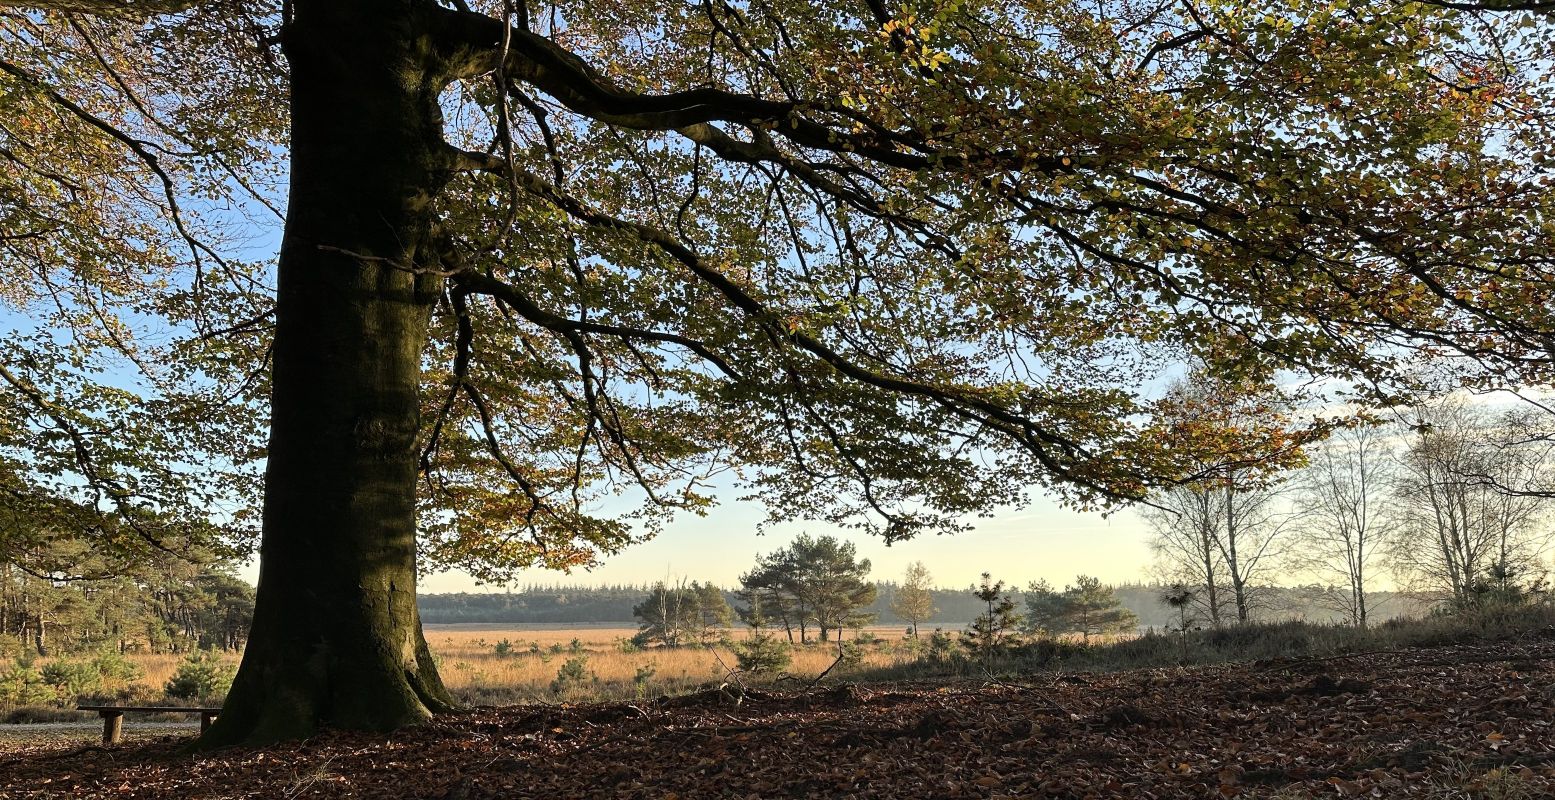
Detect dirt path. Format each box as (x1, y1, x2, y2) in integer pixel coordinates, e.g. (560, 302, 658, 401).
(0, 722, 197, 756)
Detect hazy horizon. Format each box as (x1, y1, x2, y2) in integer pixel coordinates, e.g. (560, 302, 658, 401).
(241, 491, 1158, 594)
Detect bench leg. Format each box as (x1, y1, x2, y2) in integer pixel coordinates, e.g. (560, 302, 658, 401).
(102, 711, 124, 745)
(201, 712, 217, 734)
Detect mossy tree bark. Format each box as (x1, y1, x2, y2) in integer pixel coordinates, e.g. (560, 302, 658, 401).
(200, 0, 461, 746)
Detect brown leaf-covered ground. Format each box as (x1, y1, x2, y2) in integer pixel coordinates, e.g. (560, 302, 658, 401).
(4, 635, 1555, 798)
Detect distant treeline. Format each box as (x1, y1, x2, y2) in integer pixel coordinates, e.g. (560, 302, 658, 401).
(418, 582, 1432, 628)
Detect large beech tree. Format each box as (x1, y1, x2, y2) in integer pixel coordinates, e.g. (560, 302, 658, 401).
(4, 0, 1555, 743)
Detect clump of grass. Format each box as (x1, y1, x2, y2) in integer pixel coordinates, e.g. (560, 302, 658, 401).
(2, 705, 91, 724)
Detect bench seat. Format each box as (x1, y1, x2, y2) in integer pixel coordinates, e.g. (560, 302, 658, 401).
(76, 705, 221, 744)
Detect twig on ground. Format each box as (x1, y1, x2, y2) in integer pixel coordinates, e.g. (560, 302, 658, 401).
(809, 641, 846, 688)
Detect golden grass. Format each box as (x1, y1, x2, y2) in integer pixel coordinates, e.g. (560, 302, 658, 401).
(125, 653, 220, 695)
(30, 625, 918, 704)
(425, 625, 913, 700)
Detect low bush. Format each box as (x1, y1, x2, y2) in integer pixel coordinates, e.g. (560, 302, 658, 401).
(632, 664, 656, 699)
(92, 650, 144, 690)
(926, 629, 956, 662)
(41, 660, 101, 698)
(2, 704, 85, 723)
(735, 634, 791, 675)
(0, 662, 59, 706)
(164, 651, 236, 700)
(550, 655, 593, 697)
(835, 641, 865, 672)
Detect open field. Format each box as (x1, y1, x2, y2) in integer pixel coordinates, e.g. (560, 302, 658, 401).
(412, 624, 915, 703)
(2, 625, 925, 723)
(5, 634, 1554, 798)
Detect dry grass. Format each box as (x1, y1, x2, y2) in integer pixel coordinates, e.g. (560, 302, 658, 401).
(123, 652, 225, 696)
(425, 625, 913, 702)
(25, 625, 916, 706)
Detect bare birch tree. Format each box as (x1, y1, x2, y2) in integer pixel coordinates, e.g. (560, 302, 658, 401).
(1391, 396, 1552, 603)
(1144, 485, 1232, 628)
(1291, 422, 1397, 627)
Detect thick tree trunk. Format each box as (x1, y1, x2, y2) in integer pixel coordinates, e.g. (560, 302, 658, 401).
(202, 0, 457, 747)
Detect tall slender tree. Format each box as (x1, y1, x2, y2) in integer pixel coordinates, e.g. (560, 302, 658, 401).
(1391, 396, 1552, 602)
(1145, 486, 1231, 629)
(890, 561, 936, 637)
(1292, 421, 1397, 628)
(1144, 376, 1304, 625)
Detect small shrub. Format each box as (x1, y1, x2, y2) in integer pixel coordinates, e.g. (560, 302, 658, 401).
(0, 663, 59, 706)
(92, 650, 143, 690)
(735, 634, 792, 675)
(616, 637, 642, 654)
(927, 628, 956, 662)
(451, 662, 489, 687)
(893, 635, 925, 660)
(164, 651, 236, 700)
(41, 660, 101, 698)
(568, 638, 584, 654)
(493, 639, 514, 657)
(836, 641, 865, 672)
(854, 631, 878, 646)
(1447, 593, 1555, 637)
(550, 655, 592, 696)
(632, 663, 657, 699)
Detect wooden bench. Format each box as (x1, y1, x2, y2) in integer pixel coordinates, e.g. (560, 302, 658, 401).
(76, 705, 221, 744)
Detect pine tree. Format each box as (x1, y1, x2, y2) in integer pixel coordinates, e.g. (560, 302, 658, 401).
(1060, 576, 1139, 643)
(740, 535, 875, 643)
(1022, 579, 1070, 639)
(962, 573, 1021, 671)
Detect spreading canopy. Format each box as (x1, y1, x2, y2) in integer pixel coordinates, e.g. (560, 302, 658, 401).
(3, 0, 1554, 580)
